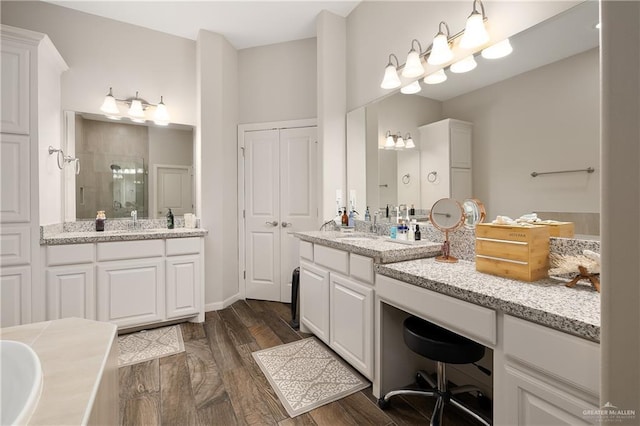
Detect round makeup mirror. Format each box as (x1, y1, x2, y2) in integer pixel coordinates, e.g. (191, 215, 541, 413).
(429, 198, 464, 263)
(462, 198, 486, 229)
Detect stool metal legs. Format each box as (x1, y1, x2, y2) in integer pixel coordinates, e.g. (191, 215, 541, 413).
(378, 361, 492, 426)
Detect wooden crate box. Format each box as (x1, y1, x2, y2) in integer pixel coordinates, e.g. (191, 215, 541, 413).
(475, 223, 550, 282)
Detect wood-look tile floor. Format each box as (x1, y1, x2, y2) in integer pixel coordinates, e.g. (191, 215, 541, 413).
(119, 300, 491, 425)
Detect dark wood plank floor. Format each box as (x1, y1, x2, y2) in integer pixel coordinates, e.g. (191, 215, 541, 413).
(119, 300, 491, 425)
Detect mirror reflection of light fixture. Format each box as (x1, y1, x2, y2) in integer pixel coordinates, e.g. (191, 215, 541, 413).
(99, 87, 171, 125)
(382, 131, 416, 150)
(405, 133, 416, 148)
(380, 54, 402, 89)
(395, 132, 405, 149)
(402, 39, 425, 78)
(384, 131, 396, 149)
(428, 22, 453, 65)
(459, 0, 489, 49)
(481, 38, 513, 59)
(424, 69, 447, 85)
(400, 80, 422, 94)
(450, 55, 477, 73)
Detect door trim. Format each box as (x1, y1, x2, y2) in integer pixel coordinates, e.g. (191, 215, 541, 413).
(237, 118, 317, 300)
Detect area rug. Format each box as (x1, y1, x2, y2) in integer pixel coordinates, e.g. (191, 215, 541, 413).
(118, 325, 185, 366)
(252, 337, 370, 417)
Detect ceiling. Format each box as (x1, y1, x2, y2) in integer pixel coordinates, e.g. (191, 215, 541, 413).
(45, 0, 360, 50)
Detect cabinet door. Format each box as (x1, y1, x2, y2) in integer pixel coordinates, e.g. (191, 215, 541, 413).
(0, 265, 31, 327)
(450, 121, 472, 168)
(166, 255, 200, 319)
(300, 261, 330, 344)
(503, 364, 598, 425)
(1, 43, 30, 135)
(97, 258, 165, 328)
(451, 167, 472, 201)
(1, 134, 30, 222)
(46, 265, 95, 320)
(330, 274, 374, 379)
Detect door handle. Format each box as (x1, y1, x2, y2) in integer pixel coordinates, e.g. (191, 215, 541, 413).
(265, 221, 279, 227)
(281, 222, 293, 228)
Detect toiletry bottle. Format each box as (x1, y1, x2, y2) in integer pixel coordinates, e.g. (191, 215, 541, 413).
(410, 204, 415, 216)
(390, 226, 397, 239)
(415, 224, 421, 241)
(408, 222, 415, 241)
(95, 210, 106, 232)
(341, 208, 348, 226)
(386, 204, 389, 218)
(348, 209, 356, 227)
(167, 208, 175, 229)
(364, 206, 371, 222)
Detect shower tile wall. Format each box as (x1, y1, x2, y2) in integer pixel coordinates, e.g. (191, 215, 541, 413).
(76, 117, 149, 219)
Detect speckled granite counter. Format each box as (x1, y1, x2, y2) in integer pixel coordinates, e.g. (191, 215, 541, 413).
(41, 227, 208, 245)
(295, 231, 441, 264)
(375, 258, 600, 342)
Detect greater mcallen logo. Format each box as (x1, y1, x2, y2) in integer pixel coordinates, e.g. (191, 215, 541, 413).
(583, 402, 636, 423)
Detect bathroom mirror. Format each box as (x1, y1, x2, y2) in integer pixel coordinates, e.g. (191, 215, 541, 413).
(347, 1, 600, 236)
(463, 198, 486, 230)
(429, 198, 464, 263)
(64, 112, 195, 220)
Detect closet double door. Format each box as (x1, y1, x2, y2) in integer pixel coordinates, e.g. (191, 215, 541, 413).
(244, 126, 317, 302)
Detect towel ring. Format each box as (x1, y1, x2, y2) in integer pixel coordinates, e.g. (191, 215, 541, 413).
(402, 174, 410, 184)
(48, 146, 64, 170)
(427, 171, 438, 183)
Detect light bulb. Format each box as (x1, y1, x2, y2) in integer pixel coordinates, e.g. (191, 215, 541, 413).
(481, 39, 513, 59)
(424, 69, 447, 85)
(405, 134, 415, 149)
(154, 96, 170, 126)
(450, 55, 477, 73)
(128, 99, 145, 118)
(395, 134, 405, 149)
(428, 32, 453, 65)
(100, 88, 119, 115)
(384, 132, 395, 149)
(402, 49, 425, 78)
(400, 81, 421, 95)
(460, 11, 489, 49)
(380, 64, 401, 89)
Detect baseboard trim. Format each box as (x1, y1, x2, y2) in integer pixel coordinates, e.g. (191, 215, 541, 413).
(205, 293, 242, 312)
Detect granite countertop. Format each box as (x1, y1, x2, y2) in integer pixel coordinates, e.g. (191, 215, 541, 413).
(375, 258, 600, 342)
(295, 231, 441, 264)
(2, 318, 117, 425)
(41, 227, 208, 245)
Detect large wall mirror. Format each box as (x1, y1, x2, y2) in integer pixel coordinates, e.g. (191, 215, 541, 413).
(347, 1, 600, 236)
(64, 112, 195, 221)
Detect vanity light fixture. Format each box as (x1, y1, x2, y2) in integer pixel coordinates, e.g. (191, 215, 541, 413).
(481, 38, 512, 59)
(405, 133, 416, 149)
(384, 131, 396, 149)
(400, 80, 422, 94)
(99, 87, 171, 125)
(450, 55, 477, 73)
(382, 131, 415, 150)
(428, 22, 454, 65)
(459, 0, 490, 49)
(402, 40, 425, 78)
(395, 133, 406, 149)
(424, 69, 447, 85)
(380, 54, 402, 89)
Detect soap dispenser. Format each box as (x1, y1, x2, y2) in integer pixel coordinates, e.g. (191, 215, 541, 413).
(348, 209, 356, 227)
(167, 208, 175, 229)
(364, 206, 371, 222)
(341, 208, 348, 226)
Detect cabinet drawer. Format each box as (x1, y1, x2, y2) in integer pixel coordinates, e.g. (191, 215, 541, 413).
(350, 253, 373, 284)
(166, 237, 200, 256)
(47, 243, 95, 266)
(300, 240, 313, 261)
(504, 315, 599, 395)
(97, 240, 164, 262)
(1, 225, 30, 266)
(314, 244, 348, 275)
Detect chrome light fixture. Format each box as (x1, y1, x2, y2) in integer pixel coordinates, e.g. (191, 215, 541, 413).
(99, 87, 171, 125)
(402, 40, 425, 78)
(380, 54, 402, 89)
(395, 133, 406, 149)
(428, 22, 453, 65)
(459, 0, 489, 49)
(383, 131, 415, 150)
(384, 131, 396, 149)
(404, 133, 416, 149)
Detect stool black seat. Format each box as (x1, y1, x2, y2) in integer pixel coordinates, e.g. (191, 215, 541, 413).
(379, 316, 492, 426)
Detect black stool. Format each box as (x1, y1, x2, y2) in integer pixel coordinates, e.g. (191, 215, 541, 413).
(379, 316, 491, 426)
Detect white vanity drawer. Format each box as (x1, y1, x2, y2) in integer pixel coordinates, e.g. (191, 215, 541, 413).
(314, 244, 349, 275)
(47, 243, 94, 266)
(166, 237, 200, 256)
(1, 225, 30, 266)
(376, 274, 496, 347)
(300, 240, 313, 261)
(97, 239, 164, 262)
(504, 315, 600, 395)
(350, 253, 373, 284)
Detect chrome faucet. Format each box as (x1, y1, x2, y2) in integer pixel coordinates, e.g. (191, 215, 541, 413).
(130, 210, 138, 228)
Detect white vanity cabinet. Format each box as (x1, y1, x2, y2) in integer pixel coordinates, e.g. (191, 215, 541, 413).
(166, 238, 202, 319)
(299, 241, 375, 380)
(419, 119, 472, 208)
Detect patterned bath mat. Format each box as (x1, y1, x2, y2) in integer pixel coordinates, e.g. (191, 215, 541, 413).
(252, 337, 370, 417)
(118, 325, 185, 366)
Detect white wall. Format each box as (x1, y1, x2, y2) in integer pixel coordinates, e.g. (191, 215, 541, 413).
(443, 48, 599, 220)
(238, 38, 317, 124)
(1, 1, 196, 126)
(346, 1, 580, 111)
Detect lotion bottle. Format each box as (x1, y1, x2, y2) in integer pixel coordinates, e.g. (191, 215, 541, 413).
(167, 208, 175, 229)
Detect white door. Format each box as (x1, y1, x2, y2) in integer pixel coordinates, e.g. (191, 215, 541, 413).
(155, 165, 193, 218)
(244, 126, 317, 302)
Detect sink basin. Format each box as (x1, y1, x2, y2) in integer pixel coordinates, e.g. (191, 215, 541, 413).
(1, 340, 43, 425)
